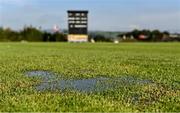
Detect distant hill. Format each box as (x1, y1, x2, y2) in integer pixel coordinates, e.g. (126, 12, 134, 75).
(89, 31, 127, 39)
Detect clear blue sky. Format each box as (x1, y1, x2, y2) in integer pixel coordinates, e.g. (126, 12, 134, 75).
(0, 0, 180, 32)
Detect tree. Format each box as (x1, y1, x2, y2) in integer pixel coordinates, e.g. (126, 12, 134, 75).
(43, 32, 52, 42)
(131, 29, 141, 39)
(151, 30, 163, 41)
(53, 32, 67, 42)
(0, 27, 21, 41)
(93, 35, 112, 42)
(20, 26, 43, 41)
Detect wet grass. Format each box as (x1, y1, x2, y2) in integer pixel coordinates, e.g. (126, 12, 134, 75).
(25, 70, 154, 93)
(0, 42, 180, 112)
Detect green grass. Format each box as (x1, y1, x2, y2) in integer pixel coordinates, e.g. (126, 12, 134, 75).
(0, 42, 180, 112)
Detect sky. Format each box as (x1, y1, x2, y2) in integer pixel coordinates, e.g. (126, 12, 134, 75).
(0, 0, 180, 32)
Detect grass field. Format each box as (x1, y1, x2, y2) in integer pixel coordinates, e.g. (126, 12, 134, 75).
(0, 42, 180, 112)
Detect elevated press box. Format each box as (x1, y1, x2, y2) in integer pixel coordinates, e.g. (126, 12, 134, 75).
(67, 10, 88, 42)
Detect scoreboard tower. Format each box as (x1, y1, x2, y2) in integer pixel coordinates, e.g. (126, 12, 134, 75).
(67, 10, 88, 42)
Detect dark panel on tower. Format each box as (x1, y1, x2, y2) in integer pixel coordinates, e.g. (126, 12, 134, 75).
(67, 10, 89, 42)
(68, 10, 88, 34)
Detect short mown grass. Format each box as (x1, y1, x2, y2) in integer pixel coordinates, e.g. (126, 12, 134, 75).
(0, 42, 180, 112)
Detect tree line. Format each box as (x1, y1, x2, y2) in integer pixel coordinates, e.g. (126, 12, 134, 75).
(89, 29, 177, 42)
(0, 26, 67, 42)
(0, 26, 179, 42)
(122, 29, 170, 42)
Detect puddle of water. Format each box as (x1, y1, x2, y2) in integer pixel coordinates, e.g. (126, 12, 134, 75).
(36, 77, 113, 92)
(25, 70, 153, 93)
